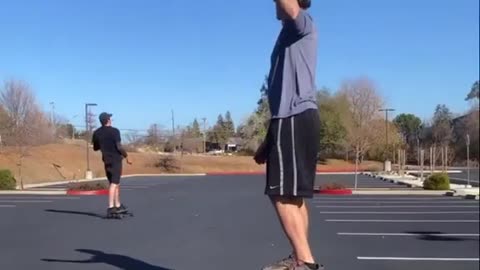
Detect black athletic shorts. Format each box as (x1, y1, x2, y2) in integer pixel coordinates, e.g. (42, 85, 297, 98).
(104, 161, 122, 184)
(265, 109, 320, 198)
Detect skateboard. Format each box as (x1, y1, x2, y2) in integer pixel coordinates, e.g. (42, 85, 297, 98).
(105, 210, 134, 219)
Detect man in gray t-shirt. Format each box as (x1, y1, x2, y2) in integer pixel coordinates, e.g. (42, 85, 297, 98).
(254, 1, 323, 270)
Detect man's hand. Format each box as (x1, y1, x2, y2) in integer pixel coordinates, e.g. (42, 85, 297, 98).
(254, 141, 269, 165)
(126, 158, 133, 165)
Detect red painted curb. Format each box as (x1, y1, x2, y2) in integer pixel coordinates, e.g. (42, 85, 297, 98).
(315, 189, 353, 195)
(316, 169, 367, 173)
(66, 189, 109, 196)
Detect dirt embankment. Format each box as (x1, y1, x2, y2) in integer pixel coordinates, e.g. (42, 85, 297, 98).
(0, 143, 381, 185)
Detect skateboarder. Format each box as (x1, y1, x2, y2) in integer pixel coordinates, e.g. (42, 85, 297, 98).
(254, 0, 323, 269)
(92, 112, 132, 216)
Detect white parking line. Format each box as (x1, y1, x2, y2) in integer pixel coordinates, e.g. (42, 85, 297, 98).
(314, 201, 478, 204)
(0, 205, 16, 208)
(316, 205, 479, 208)
(326, 219, 479, 223)
(319, 211, 480, 214)
(357, 257, 479, 261)
(338, 232, 480, 237)
(0, 200, 53, 203)
(0, 197, 80, 200)
(313, 197, 463, 201)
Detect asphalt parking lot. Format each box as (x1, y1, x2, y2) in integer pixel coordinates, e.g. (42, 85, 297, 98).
(0, 175, 478, 270)
(448, 169, 480, 187)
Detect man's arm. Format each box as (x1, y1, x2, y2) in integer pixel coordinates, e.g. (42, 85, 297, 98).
(276, 0, 301, 20)
(114, 129, 128, 158)
(277, 0, 311, 35)
(92, 131, 100, 151)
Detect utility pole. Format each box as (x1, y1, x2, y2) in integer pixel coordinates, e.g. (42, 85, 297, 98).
(85, 103, 97, 179)
(171, 110, 175, 151)
(466, 134, 470, 186)
(379, 108, 395, 147)
(202, 117, 207, 153)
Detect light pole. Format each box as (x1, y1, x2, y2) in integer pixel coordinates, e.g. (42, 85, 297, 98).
(202, 117, 207, 153)
(466, 134, 470, 186)
(85, 103, 97, 179)
(50, 101, 56, 137)
(379, 108, 395, 171)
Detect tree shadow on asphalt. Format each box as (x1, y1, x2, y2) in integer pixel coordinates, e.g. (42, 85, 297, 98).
(406, 231, 478, 242)
(45, 209, 105, 219)
(41, 249, 173, 270)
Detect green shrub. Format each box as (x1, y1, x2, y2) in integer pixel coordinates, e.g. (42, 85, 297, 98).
(0, 169, 16, 190)
(423, 173, 451, 190)
(153, 155, 180, 173)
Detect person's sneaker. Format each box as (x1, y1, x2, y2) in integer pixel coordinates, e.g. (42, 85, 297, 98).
(107, 207, 118, 215)
(292, 262, 325, 270)
(116, 204, 128, 213)
(262, 254, 296, 270)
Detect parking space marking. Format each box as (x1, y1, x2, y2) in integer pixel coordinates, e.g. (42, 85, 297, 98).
(316, 205, 479, 208)
(357, 257, 479, 261)
(0, 197, 80, 200)
(0, 205, 16, 208)
(319, 211, 480, 214)
(338, 232, 479, 237)
(314, 201, 478, 204)
(326, 219, 479, 223)
(314, 197, 466, 201)
(0, 200, 53, 203)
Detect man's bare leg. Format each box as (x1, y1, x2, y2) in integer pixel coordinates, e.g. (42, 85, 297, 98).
(108, 183, 117, 208)
(300, 200, 309, 239)
(272, 196, 315, 264)
(114, 185, 121, 208)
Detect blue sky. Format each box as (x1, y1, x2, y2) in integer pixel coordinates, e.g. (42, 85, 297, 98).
(0, 0, 478, 133)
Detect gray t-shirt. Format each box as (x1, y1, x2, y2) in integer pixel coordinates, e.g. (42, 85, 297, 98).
(267, 10, 318, 119)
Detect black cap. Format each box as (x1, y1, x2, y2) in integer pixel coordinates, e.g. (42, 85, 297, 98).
(99, 112, 112, 125)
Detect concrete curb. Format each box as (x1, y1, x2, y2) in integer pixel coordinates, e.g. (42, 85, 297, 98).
(17, 173, 207, 189)
(445, 187, 480, 198)
(465, 195, 480, 200)
(351, 190, 447, 195)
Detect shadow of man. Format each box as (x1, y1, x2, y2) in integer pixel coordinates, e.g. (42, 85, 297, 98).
(42, 249, 173, 270)
(45, 209, 104, 218)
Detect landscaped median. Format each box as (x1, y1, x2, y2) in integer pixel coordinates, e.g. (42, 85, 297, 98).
(366, 171, 479, 199)
(66, 182, 109, 196)
(314, 183, 353, 195)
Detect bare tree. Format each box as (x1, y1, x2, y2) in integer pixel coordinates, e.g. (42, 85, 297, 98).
(339, 78, 384, 161)
(145, 123, 165, 150)
(0, 79, 49, 188)
(125, 131, 143, 145)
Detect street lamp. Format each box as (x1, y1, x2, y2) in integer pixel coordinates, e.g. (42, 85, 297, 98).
(85, 103, 97, 179)
(379, 108, 395, 172)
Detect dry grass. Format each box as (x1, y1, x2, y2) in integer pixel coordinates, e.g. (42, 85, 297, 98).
(0, 143, 381, 185)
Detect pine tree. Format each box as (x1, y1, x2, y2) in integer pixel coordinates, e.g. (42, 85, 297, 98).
(191, 118, 201, 137)
(224, 111, 235, 138)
